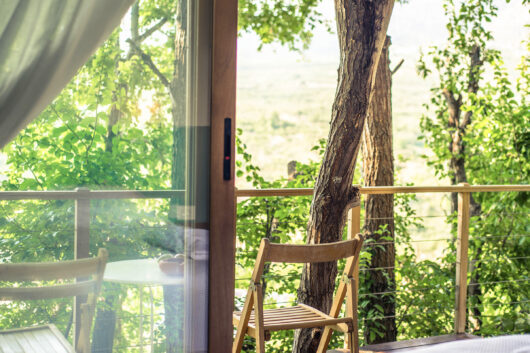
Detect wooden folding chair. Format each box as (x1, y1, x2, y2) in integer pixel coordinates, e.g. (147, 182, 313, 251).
(233, 234, 364, 353)
(0, 248, 108, 353)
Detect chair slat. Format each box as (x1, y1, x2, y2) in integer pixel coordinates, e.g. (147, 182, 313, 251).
(240, 305, 352, 327)
(0, 249, 107, 353)
(0, 280, 96, 301)
(0, 257, 101, 281)
(265, 238, 362, 263)
(263, 311, 316, 319)
(247, 312, 321, 323)
(265, 317, 353, 331)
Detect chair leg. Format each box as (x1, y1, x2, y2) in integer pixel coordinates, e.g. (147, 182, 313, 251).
(232, 322, 247, 353)
(349, 330, 359, 353)
(76, 303, 91, 353)
(350, 278, 360, 353)
(255, 333, 265, 353)
(232, 336, 244, 353)
(316, 326, 333, 353)
(233, 290, 255, 353)
(253, 286, 266, 353)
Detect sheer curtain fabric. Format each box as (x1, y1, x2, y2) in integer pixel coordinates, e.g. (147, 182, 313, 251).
(0, 0, 134, 148)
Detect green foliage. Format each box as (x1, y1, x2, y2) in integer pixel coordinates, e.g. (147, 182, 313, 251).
(417, 0, 500, 180)
(239, 0, 411, 51)
(240, 0, 411, 51)
(418, 0, 530, 336)
(238, 0, 325, 50)
(388, 192, 453, 338)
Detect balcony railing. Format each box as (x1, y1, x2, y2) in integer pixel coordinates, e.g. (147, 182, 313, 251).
(235, 183, 530, 347)
(0, 184, 528, 350)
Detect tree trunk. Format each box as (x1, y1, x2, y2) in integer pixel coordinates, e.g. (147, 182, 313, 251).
(445, 44, 481, 217)
(293, 2, 394, 352)
(361, 36, 396, 344)
(443, 44, 483, 331)
(91, 287, 118, 353)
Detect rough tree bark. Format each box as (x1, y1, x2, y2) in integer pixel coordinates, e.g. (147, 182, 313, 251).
(442, 44, 483, 330)
(293, 2, 395, 352)
(361, 36, 396, 344)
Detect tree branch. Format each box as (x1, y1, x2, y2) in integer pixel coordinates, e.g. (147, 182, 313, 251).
(461, 45, 483, 130)
(127, 39, 171, 88)
(126, 17, 169, 59)
(347, 186, 361, 209)
(139, 17, 168, 42)
(467, 45, 482, 94)
(131, 2, 139, 41)
(442, 88, 460, 128)
(391, 58, 404, 75)
(461, 111, 473, 130)
(50, 105, 86, 149)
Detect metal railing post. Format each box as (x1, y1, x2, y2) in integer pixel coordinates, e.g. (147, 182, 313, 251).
(74, 187, 90, 345)
(455, 183, 470, 333)
(345, 202, 361, 348)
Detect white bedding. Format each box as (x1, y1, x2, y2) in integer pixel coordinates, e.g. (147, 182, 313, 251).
(407, 335, 530, 353)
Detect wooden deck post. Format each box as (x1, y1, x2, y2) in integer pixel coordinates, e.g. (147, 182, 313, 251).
(345, 203, 361, 348)
(455, 183, 470, 334)
(74, 187, 90, 345)
(348, 205, 361, 240)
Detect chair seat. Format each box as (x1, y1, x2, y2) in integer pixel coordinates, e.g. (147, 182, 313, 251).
(0, 324, 75, 353)
(234, 303, 353, 337)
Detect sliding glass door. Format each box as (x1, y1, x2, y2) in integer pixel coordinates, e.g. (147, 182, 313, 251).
(0, 0, 228, 352)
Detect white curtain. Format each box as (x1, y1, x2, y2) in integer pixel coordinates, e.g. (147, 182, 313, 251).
(0, 0, 135, 148)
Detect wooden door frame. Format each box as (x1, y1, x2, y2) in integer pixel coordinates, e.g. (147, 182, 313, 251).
(209, 0, 237, 351)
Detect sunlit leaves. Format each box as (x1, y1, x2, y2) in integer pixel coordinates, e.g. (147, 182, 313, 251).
(419, 0, 530, 335)
(239, 0, 325, 51)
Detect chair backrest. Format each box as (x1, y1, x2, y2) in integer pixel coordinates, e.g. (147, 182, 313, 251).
(251, 235, 363, 283)
(0, 248, 108, 353)
(0, 248, 108, 301)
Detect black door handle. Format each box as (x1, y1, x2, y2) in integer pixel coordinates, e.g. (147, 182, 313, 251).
(223, 118, 231, 180)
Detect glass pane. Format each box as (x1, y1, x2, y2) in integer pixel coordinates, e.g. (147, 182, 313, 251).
(0, 1, 210, 352)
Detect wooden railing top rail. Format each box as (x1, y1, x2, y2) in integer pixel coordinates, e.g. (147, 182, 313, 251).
(0, 190, 184, 201)
(236, 185, 530, 198)
(0, 185, 527, 201)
